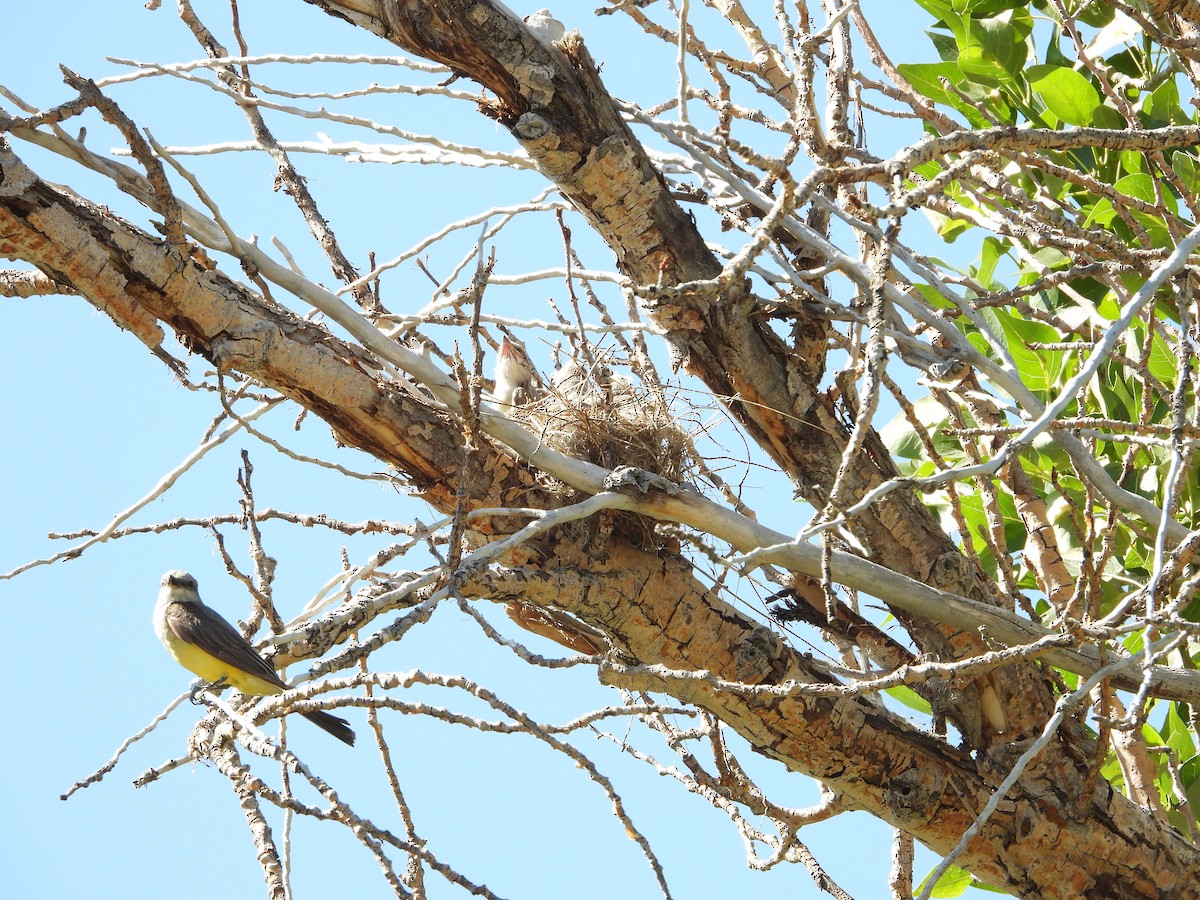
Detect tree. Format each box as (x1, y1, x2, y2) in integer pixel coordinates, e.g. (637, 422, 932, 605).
(3, 1, 1200, 897)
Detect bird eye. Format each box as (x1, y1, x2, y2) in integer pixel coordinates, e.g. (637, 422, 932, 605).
(166, 571, 195, 589)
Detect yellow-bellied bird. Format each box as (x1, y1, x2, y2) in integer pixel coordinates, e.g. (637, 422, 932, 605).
(153, 570, 354, 745)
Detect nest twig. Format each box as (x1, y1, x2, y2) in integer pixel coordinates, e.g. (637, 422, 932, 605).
(515, 357, 690, 549)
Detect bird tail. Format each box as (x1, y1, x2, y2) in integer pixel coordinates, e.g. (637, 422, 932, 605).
(302, 709, 356, 745)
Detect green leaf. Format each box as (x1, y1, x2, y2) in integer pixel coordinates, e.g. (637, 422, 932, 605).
(928, 28, 962, 62)
(886, 685, 933, 715)
(1142, 717, 1166, 749)
(883, 418, 927, 461)
(1094, 369, 1135, 421)
(1171, 151, 1200, 195)
(919, 864, 974, 898)
(1030, 246, 1071, 270)
(899, 62, 1000, 128)
(954, 0, 1026, 14)
(918, 863, 1006, 897)
(1120, 150, 1148, 177)
(979, 307, 1075, 394)
(975, 237, 1009, 288)
(1181, 754, 1200, 820)
(1147, 332, 1179, 388)
(883, 395, 968, 465)
(1112, 173, 1156, 203)
(1164, 702, 1197, 761)
(1143, 80, 1186, 128)
(1092, 104, 1127, 130)
(1081, 196, 1117, 229)
(897, 62, 965, 107)
(923, 207, 974, 240)
(1129, 210, 1174, 249)
(1123, 536, 1151, 573)
(1077, 0, 1116, 27)
(1027, 65, 1101, 126)
(960, 11, 1031, 81)
(914, 0, 957, 24)
(958, 491, 1026, 559)
(1044, 22, 1071, 68)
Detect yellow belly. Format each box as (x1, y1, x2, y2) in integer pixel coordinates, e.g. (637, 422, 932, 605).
(157, 618, 283, 696)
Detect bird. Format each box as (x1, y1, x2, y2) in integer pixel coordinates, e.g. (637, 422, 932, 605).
(153, 570, 355, 745)
(551, 355, 635, 410)
(550, 357, 598, 397)
(493, 336, 540, 413)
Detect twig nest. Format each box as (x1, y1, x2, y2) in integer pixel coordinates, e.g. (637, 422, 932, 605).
(515, 356, 689, 549)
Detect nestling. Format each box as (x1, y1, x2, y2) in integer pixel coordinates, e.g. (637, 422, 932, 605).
(493, 337, 540, 413)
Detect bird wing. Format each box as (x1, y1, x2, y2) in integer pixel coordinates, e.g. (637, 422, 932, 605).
(164, 599, 286, 690)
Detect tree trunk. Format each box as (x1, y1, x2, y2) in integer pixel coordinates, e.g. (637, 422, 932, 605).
(3, 2, 1199, 895)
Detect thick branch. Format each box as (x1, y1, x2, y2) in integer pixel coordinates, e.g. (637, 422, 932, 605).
(303, 0, 1058, 750)
(4, 136, 1197, 896)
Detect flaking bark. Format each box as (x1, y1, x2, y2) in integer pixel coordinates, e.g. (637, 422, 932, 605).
(4, 133, 1199, 896)
(302, 0, 1064, 752)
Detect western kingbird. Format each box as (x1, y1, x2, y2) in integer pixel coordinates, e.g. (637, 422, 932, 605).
(154, 570, 355, 745)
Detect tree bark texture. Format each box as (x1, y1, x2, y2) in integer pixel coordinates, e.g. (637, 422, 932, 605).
(305, 0, 1066, 751)
(3, 3, 1199, 896)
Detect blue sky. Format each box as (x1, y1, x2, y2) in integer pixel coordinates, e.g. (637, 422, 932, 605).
(0, 2, 958, 898)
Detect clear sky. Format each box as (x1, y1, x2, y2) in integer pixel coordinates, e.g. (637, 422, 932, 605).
(1, 3, 954, 898)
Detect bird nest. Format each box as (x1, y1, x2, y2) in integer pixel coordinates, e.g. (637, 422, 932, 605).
(517, 360, 690, 550)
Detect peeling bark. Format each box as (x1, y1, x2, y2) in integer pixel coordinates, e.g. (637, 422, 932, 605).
(4, 136, 1198, 896)
(6, 0, 1200, 890)
(301, 0, 1061, 750)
